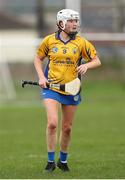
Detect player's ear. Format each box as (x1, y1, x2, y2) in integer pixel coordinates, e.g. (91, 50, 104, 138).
(59, 21, 64, 28)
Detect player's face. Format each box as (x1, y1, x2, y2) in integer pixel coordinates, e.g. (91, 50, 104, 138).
(65, 19, 79, 33)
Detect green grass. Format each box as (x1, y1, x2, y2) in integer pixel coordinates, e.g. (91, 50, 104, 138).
(0, 80, 125, 178)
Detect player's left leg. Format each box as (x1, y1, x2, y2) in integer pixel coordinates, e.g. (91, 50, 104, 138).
(57, 104, 77, 171)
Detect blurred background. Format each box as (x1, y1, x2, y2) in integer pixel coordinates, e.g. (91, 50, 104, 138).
(0, 0, 125, 103)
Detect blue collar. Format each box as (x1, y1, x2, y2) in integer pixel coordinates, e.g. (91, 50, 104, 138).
(55, 31, 75, 44)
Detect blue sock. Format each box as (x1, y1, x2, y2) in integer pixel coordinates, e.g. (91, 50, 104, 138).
(60, 151, 68, 163)
(48, 152, 55, 162)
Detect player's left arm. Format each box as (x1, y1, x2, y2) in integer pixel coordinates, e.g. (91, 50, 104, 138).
(77, 55, 101, 75)
(77, 39, 101, 75)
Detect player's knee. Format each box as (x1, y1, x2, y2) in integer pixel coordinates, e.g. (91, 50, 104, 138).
(63, 126, 72, 136)
(48, 121, 57, 131)
(47, 115, 57, 129)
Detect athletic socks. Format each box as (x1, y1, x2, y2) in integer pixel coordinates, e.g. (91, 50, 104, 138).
(60, 151, 68, 163)
(47, 151, 68, 163)
(48, 152, 55, 162)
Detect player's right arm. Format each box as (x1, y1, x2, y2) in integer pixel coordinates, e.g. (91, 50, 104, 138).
(34, 55, 47, 88)
(34, 36, 50, 88)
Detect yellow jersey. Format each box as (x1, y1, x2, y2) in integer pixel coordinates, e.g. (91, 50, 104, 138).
(36, 31, 97, 94)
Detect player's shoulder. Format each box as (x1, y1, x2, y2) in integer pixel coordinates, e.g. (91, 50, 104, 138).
(41, 33, 56, 43)
(76, 34, 87, 43)
(76, 34, 93, 46)
(75, 34, 88, 45)
(44, 33, 55, 39)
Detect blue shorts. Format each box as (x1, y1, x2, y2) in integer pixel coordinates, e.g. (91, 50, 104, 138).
(40, 88, 81, 105)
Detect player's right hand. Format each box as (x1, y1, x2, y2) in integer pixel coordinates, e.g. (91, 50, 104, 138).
(39, 77, 48, 88)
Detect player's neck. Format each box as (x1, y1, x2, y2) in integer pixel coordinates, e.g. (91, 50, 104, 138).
(60, 31, 70, 42)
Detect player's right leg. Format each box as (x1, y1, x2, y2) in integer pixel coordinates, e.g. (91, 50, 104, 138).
(43, 98, 59, 172)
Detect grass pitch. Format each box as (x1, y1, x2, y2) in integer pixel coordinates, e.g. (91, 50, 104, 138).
(0, 80, 125, 179)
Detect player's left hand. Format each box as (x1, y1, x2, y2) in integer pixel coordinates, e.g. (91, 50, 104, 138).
(77, 64, 88, 75)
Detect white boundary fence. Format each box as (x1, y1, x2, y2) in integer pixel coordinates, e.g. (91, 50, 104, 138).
(84, 33, 125, 41)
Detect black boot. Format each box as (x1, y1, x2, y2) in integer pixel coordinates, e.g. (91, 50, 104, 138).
(57, 159, 70, 172)
(45, 161, 56, 172)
